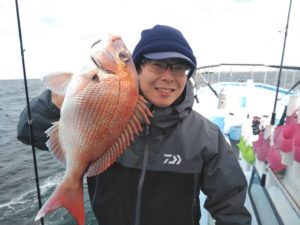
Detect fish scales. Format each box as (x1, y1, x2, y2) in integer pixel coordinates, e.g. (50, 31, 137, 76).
(35, 35, 152, 225)
(61, 77, 132, 168)
(62, 78, 122, 157)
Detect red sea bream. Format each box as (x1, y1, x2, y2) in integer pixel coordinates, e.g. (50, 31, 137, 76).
(35, 35, 152, 225)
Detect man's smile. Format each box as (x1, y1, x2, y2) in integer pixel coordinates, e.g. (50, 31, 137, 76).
(155, 87, 175, 93)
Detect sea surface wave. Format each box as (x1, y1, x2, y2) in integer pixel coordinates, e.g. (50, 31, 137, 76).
(0, 79, 96, 225)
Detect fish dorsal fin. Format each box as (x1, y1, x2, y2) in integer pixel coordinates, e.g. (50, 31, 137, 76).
(42, 72, 73, 96)
(86, 95, 153, 177)
(45, 122, 66, 167)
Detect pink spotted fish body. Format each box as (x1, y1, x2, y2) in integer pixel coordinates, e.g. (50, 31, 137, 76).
(35, 35, 152, 225)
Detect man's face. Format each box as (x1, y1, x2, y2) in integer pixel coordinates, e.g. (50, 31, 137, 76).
(138, 59, 189, 108)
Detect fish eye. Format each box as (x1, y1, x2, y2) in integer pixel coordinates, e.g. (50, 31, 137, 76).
(118, 50, 130, 63)
(92, 74, 99, 82)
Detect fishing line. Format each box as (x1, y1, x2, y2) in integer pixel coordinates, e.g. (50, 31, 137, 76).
(14, 1, 44, 224)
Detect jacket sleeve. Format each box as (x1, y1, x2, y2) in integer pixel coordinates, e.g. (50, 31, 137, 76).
(200, 130, 252, 225)
(17, 90, 60, 150)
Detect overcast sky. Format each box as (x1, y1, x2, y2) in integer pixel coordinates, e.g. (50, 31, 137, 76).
(0, 0, 299, 79)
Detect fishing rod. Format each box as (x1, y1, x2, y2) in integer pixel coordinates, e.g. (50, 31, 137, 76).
(270, 0, 293, 126)
(260, 0, 293, 187)
(14, 1, 44, 224)
(287, 79, 300, 94)
(198, 73, 219, 98)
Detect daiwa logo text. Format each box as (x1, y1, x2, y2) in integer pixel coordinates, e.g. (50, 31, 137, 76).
(163, 154, 182, 165)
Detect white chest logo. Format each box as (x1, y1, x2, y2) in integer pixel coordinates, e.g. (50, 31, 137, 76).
(163, 154, 182, 165)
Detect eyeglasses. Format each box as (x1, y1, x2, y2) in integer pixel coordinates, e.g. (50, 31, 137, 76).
(141, 59, 191, 76)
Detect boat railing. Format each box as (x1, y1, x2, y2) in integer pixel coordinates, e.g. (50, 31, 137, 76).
(193, 63, 300, 93)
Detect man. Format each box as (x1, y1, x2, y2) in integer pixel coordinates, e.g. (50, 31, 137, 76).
(18, 24, 252, 225)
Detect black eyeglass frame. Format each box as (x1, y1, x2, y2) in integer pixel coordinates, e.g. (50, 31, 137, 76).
(141, 59, 192, 76)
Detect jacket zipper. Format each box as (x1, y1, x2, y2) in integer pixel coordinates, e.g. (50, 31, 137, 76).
(134, 112, 152, 225)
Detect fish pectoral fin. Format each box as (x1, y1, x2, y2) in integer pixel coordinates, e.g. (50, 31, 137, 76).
(86, 95, 153, 177)
(86, 121, 132, 176)
(35, 178, 85, 225)
(45, 122, 66, 167)
(86, 140, 122, 177)
(42, 71, 73, 96)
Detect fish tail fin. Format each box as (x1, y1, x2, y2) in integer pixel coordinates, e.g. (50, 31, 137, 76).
(35, 178, 85, 225)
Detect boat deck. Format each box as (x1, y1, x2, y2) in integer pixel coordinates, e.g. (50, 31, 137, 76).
(194, 80, 300, 225)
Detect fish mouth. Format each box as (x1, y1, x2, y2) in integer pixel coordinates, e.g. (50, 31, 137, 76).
(90, 39, 114, 73)
(91, 39, 102, 48)
(91, 57, 111, 74)
(90, 36, 127, 74)
(90, 39, 103, 69)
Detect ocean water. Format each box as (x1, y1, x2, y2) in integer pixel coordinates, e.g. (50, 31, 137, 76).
(0, 79, 97, 225)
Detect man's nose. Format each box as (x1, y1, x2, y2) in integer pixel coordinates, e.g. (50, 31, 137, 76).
(160, 68, 175, 80)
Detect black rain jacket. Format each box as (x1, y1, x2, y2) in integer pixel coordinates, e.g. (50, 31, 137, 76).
(17, 81, 252, 225)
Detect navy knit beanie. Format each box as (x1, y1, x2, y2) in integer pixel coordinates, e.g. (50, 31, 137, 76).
(132, 25, 197, 77)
